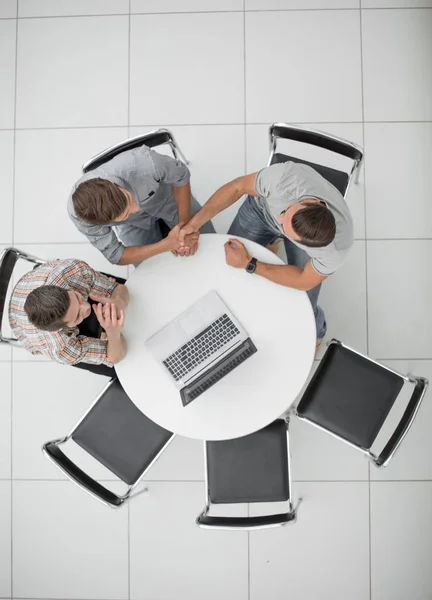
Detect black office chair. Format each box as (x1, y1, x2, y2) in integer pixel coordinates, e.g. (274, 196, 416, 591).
(81, 128, 189, 239)
(196, 419, 299, 530)
(43, 378, 174, 507)
(268, 122, 364, 198)
(0, 247, 125, 377)
(294, 339, 429, 468)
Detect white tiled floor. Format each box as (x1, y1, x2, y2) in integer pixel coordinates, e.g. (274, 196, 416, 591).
(0, 2, 431, 600)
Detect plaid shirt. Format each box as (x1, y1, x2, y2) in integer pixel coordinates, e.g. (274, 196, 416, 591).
(9, 259, 118, 367)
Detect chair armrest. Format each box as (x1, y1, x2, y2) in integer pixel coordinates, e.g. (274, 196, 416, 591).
(42, 442, 124, 507)
(375, 377, 429, 467)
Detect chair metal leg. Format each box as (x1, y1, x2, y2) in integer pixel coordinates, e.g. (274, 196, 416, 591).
(169, 139, 189, 165)
(293, 496, 303, 515)
(127, 484, 149, 500)
(353, 157, 363, 184)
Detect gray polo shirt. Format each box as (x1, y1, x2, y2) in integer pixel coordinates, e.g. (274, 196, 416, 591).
(254, 161, 353, 276)
(68, 145, 190, 264)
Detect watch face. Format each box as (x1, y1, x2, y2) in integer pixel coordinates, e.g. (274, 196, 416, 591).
(246, 259, 256, 273)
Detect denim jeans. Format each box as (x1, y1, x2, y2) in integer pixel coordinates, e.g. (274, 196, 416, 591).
(115, 195, 215, 266)
(228, 195, 326, 339)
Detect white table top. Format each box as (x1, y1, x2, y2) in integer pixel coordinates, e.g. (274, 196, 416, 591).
(116, 234, 316, 440)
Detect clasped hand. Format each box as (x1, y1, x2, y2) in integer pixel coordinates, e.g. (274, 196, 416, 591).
(166, 223, 200, 257)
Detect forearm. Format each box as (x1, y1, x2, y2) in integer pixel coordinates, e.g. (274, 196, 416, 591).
(111, 284, 129, 308)
(107, 332, 127, 364)
(188, 180, 244, 230)
(172, 183, 191, 223)
(117, 239, 169, 265)
(254, 261, 307, 291)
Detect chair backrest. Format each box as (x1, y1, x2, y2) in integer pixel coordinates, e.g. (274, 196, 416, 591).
(0, 248, 19, 341)
(43, 378, 174, 507)
(43, 440, 124, 507)
(196, 512, 295, 530)
(375, 376, 428, 467)
(269, 122, 363, 162)
(82, 128, 185, 173)
(0, 247, 45, 345)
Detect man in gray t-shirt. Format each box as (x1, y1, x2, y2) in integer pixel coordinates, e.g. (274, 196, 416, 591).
(68, 145, 215, 266)
(179, 161, 354, 343)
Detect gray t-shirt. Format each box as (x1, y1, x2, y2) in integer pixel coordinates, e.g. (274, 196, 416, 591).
(254, 161, 353, 276)
(68, 145, 190, 264)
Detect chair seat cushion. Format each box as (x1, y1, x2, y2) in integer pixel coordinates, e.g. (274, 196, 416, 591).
(206, 420, 289, 504)
(297, 343, 404, 449)
(72, 380, 173, 485)
(271, 152, 349, 197)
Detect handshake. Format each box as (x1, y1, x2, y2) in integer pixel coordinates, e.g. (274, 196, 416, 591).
(164, 222, 200, 257)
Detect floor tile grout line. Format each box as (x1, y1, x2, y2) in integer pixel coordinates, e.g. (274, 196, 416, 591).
(127, 500, 131, 600)
(243, 0, 247, 176)
(10, 7, 19, 596)
(3, 478, 432, 482)
(247, 495, 251, 600)
(245, 10, 250, 598)
(1, 120, 432, 132)
(368, 463, 372, 600)
(127, 9, 132, 592)
(127, 0, 131, 282)
(2, 6, 431, 20)
(247, 530, 251, 600)
(127, 0, 131, 139)
(358, 3, 370, 361)
(10, 359, 13, 599)
(9, 597, 134, 600)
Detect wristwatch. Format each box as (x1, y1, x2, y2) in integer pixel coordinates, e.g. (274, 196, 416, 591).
(245, 257, 257, 274)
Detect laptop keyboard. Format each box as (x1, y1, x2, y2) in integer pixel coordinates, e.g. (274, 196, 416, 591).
(180, 338, 257, 406)
(163, 313, 240, 381)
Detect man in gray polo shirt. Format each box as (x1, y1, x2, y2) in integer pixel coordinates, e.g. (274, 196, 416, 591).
(180, 161, 353, 345)
(68, 144, 215, 266)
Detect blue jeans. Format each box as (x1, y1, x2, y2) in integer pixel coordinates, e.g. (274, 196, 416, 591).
(115, 195, 215, 265)
(228, 196, 326, 339)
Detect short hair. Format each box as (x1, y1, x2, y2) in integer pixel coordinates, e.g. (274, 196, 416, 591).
(72, 178, 128, 225)
(291, 202, 336, 248)
(24, 286, 71, 332)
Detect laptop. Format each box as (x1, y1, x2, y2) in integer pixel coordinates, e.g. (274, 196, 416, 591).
(145, 290, 257, 406)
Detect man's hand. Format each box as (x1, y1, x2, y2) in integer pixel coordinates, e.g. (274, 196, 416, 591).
(168, 224, 199, 256)
(178, 236, 199, 256)
(224, 239, 251, 269)
(179, 223, 198, 247)
(89, 292, 127, 312)
(166, 224, 183, 254)
(184, 240, 199, 256)
(93, 302, 125, 336)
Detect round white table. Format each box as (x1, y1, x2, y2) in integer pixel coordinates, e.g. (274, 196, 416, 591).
(116, 234, 316, 440)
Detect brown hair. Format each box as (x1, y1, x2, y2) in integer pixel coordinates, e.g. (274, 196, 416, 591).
(24, 286, 71, 331)
(72, 178, 128, 225)
(291, 202, 336, 248)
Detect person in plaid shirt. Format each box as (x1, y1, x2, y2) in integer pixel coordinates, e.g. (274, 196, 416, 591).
(9, 258, 129, 367)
